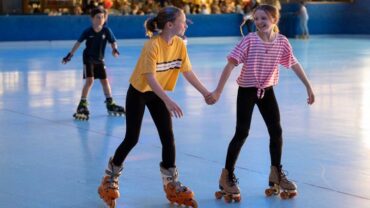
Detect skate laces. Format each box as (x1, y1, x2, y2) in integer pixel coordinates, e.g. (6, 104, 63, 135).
(279, 169, 291, 183)
(105, 161, 123, 183)
(173, 181, 189, 192)
(228, 173, 239, 186)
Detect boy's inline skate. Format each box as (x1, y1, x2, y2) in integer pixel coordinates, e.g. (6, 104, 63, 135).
(73, 100, 89, 120)
(265, 165, 297, 199)
(98, 157, 123, 208)
(160, 163, 198, 207)
(105, 98, 125, 116)
(215, 168, 241, 203)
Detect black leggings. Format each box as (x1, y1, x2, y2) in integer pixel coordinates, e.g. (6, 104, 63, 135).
(225, 87, 283, 172)
(112, 85, 175, 169)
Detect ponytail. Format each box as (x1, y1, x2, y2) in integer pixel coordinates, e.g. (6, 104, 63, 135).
(145, 16, 159, 37)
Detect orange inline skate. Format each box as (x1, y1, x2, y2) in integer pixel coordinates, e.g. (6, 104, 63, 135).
(98, 157, 123, 208)
(160, 163, 198, 207)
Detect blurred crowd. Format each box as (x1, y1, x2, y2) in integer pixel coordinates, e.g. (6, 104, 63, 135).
(28, 0, 283, 16)
(84, 0, 281, 15)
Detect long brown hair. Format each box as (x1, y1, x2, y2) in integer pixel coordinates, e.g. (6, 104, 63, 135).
(145, 6, 182, 37)
(253, 4, 280, 33)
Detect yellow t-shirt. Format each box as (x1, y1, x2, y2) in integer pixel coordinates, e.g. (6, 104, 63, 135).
(129, 35, 192, 92)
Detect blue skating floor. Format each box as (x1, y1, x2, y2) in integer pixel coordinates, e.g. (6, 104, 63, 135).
(1, 35, 370, 208)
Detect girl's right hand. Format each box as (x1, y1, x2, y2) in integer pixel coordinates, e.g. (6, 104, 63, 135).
(206, 90, 221, 105)
(164, 99, 183, 118)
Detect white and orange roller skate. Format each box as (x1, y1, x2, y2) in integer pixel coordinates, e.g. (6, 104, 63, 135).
(265, 165, 297, 199)
(160, 163, 198, 208)
(98, 157, 123, 208)
(215, 168, 241, 203)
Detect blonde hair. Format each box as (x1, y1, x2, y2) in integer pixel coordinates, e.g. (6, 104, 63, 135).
(253, 4, 280, 33)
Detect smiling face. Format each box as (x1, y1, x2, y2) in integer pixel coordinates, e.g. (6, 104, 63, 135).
(253, 9, 277, 33)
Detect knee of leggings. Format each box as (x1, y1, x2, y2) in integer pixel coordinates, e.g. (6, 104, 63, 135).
(122, 135, 140, 150)
(235, 126, 249, 140)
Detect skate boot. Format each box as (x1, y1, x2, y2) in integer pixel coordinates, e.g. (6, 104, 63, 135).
(98, 157, 123, 208)
(215, 168, 241, 203)
(73, 100, 89, 120)
(265, 165, 297, 199)
(160, 163, 198, 207)
(105, 98, 125, 116)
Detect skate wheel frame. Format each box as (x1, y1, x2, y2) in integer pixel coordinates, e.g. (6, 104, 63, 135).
(164, 183, 197, 207)
(280, 190, 297, 199)
(265, 185, 297, 199)
(73, 113, 89, 120)
(215, 191, 241, 203)
(108, 111, 124, 116)
(168, 199, 198, 208)
(98, 176, 120, 208)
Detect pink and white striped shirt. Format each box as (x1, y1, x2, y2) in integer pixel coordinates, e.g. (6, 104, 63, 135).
(227, 32, 298, 98)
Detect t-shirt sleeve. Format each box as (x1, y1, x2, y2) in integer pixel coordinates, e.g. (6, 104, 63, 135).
(227, 36, 249, 66)
(77, 28, 89, 43)
(105, 27, 117, 43)
(279, 38, 298, 68)
(180, 42, 192, 72)
(141, 42, 157, 74)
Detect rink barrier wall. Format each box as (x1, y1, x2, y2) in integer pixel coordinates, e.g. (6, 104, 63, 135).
(0, 1, 369, 41)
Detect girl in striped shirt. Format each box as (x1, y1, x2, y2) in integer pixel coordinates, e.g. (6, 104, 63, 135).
(211, 4, 315, 201)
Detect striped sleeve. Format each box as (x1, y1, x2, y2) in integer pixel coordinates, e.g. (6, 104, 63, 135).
(227, 35, 250, 66)
(279, 37, 298, 68)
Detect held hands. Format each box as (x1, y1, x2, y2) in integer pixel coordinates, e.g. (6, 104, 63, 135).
(205, 90, 221, 105)
(112, 48, 120, 57)
(62, 52, 73, 64)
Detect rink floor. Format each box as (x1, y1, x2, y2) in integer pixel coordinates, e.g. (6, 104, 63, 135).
(1, 35, 370, 208)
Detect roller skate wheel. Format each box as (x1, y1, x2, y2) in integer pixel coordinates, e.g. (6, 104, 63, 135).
(215, 191, 223, 200)
(234, 195, 241, 202)
(181, 199, 198, 208)
(265, 188, 274, 197)
(280, 191, 289, 199)
(289, 192, 297, 198)
(190, 199, 198, 208)
(224, 195, 232, 203)
(109, 199, 116, 208)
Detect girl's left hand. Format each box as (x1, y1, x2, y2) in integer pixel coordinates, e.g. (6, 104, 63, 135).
(112, 48, 120, 57)
(307, 88, 315, 105)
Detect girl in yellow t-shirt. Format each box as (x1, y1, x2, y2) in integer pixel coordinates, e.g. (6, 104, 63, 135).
(98, 6, 214, 208)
